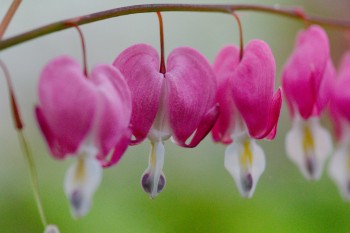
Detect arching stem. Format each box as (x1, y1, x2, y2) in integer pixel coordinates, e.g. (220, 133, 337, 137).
(232, 12, 244, 61)
(64, 22, 88, 77)
(1, 4, 350, 51)
(157, 12, 166, 74)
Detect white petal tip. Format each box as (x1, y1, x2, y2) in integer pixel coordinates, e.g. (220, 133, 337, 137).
(329, 145, 350, 202)
(44, 225, 60, 233)
(69, 190, 92, 218)
(141, 171, 166, 199)
(224, 140, 265, 199)
(285, 118, 332, 181)
(64, 157, 102, 218)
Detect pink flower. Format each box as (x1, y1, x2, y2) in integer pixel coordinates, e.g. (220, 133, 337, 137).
(212, 40, 282, 198)
(36, 56, 132, 217)
(329, 51, 350, 200)
(282, 25, 334, 180)
(113, 44, 218, 198)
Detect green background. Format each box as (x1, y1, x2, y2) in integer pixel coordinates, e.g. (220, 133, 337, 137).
(0, 0, 349, 232)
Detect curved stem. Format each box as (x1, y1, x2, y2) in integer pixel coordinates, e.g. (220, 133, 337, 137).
(232, 12, 244, 61)
(18, 131, 48, 228)
(0, 60, 48, 228)
(0, 0, 22, 40)
(294, 7, 309, 29)
(65, 22, 88, 77)
(0, 4, 350, 51)
(0, 60, 22, 129)
(157, 12, 166, 74)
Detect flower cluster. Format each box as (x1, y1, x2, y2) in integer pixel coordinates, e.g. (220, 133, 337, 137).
(33, 20, 350, 219)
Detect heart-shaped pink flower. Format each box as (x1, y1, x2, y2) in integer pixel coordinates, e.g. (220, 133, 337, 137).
(282, 25, 334, 181)
(113, 44, 218, 198)
(36, 55, 132, 217)
(211, 39, 282, 198)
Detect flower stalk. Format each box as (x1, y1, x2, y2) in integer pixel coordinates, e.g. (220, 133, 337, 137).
(232, 12, 244, 61)
(156, 12, 166, 74)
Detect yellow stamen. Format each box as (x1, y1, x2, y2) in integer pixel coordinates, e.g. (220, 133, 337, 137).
(74, 157, 86, 183)
(240, 140, 253, 169)
(303, 125, 314, 156)
(150, 142, 157, 167)
(347, 150, 350, 172)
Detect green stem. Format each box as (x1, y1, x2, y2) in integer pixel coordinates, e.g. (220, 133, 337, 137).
(0, 60, 48, 229)
(18, 131, 48, 228)
(0, 4, 350, 51)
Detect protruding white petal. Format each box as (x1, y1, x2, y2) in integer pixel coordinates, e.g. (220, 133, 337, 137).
(224, 139, 266, 198)
(64, 156, 102, 218)
(329, 143, 350, 201)
(44, 225, 60, 233)
(141, 141, 166, 198)
(285, 117, 332, 180)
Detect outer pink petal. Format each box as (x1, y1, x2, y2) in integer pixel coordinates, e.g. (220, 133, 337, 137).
(100, 128, 132, 168)
(315, 59, 336, 115)
(175, 104, 219, 148)
(37, 56, 97, 158)
(262, 88, 282, 140)
(113, 44, 163, 144)
(35, 106, 64, 159)
(330, 51, 350, 139)
(166, 47, 217, 145)
(282, 25, 329, 119)
(90, 64, 132, 161)
(231, 40, 280, 139)
(212, 45, 240, 144)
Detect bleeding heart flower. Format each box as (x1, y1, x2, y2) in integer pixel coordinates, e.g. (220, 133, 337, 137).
(282, 25, 334, 180)
(329, 51, 350, 201)
(212, 39, 282, 198)
(36, 56, 132, 217)
(113, 44, 218, 198)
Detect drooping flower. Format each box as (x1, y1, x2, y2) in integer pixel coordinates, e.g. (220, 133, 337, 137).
(36, 56, 132, 217)
(113, 44, 218, 198)
(282, 25, 334, 180)
(329, 51, 350, 201)
(212, 39, 282, 198)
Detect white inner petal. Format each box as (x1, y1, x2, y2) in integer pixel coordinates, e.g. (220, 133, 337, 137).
(148, 80, 171, 141)
(141, 141, 166, 198)
(64, 153, 102, 218)
(44, 225, 60, 233)
(224, 137, 266, 198)
(329, 142, 350, 201)
(285, 116, 332, 180)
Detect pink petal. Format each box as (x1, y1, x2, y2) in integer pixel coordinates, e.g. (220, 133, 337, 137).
(330, 51, 350, 139)
(175, 104, 219, 148)
(282, 25, 329, 119)
(230, 40, 280, 139)
(37, 56, 97, 157)
(35, 106, 64, 159)
(165, 47, 217, 145)
(315, 59, 336, 115)
(100, 128, 132, 168)
(113, 44, 163, 144)
(263, 88, 282, 140)
(212, 45, 240, 144)
(89, 64, 132, 160)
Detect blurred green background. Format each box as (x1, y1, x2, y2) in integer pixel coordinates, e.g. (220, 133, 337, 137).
(1, 0, 350, 232)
